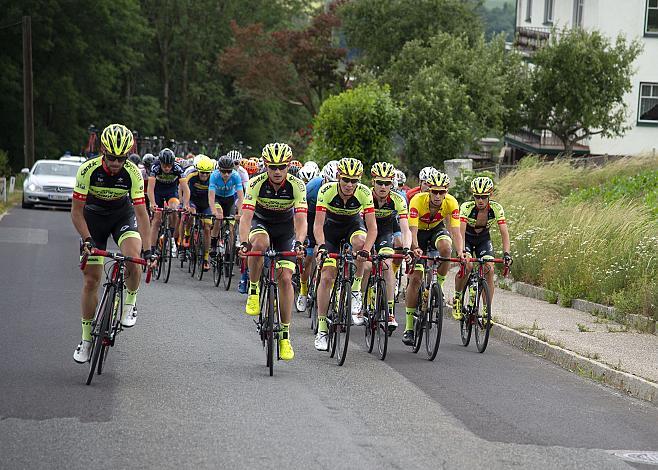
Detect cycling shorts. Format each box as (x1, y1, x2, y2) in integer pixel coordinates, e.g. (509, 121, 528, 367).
(464, 232, 494, 259)
(323, 216, 366, 254)
(154, 186, 179, 208)
(83, 205, 140, 265)
(249, 215, 296, 271)
(416, 222, 451, 252)
(216, 195, 236, 218)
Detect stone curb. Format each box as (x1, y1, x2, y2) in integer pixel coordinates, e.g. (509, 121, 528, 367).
(490, 321, 658, 405)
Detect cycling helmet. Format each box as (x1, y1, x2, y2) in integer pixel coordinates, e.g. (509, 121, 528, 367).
(419, 166, 438, 182)
(305, 161, 320, 172)
(242, 159, 258, 175)
(299, 164, 319, 182)
(395, 169, 407, 185)
(142, 153, 155, 168)
(100, 123, 134, 156)
(426, 171, 451, 189)
(262, 142, 293, 164)
(471, 176, 494, 195)
(288, 165, 300, 177)
(226, 150, 243, 163)
(196, 157, 214, 173)
(217, 155, 234, 171)
(337, 157, 363, 178)
(322, 160, 339, 182)
(371, 162, 396, 179)
(159, 148, 175, 165)
(290, 160, 303, 169)
(128, 153, 141, 166)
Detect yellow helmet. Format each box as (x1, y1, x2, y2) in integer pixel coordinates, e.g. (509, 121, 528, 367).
(471, 176, 494, 195)
(337, 157, 363, 178)
(370, 162, 396, 179)
(262, 142, 293, 164)
(196, 156, 214, 173)
(100, 123, 134, 156)
(426, 171, 451, 189)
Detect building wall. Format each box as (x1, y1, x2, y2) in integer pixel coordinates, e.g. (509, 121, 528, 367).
(516, 0, 658, 156)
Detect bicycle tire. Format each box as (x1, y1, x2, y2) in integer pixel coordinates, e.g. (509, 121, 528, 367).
(376, 279, 389, 360)
(328, 282, 338, 358)
(474, 279, 492, 353)
(98, 288, 121, 375)
(213, 252, 222, 287)
(86, 285, 114, 385)
(335, 280, 351, 366)
(222, 230, 234, 290)
(307, 267, 316, 323)
(266, 283, 275, 376)
(189, 227, 197, 276)
(425, 284, 443, 361)
(155, 234, 164, 280)
(459, 282, 472, 346)
(196, 228, 205, 280)
(163, 234, 173, 283)
(363, 277, 376, 353)
(411, 287, 424, 354)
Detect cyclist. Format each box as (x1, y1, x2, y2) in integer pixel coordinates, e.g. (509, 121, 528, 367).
(312, 158, 377, 351)
(209, 155, 244, 256)
(72, 123, 153, 363)
(148, 148, 185, 258)
(406, 166, 439, 202)
(239, 142, 307, 361)
(227, 150, 249, 192)
(180, 156, 215, 272)
(295, 160, 337, 312)
(363, 162, 412, 331)
(453, 176, 511, 320)
(241, 158, 259, 177)
(298, 163, 319, 184)
(403, 171, 462, 346)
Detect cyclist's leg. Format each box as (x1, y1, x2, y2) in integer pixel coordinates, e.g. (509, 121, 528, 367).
(477, 236, 496, 305)
(150, 208, 163, 250)
(211, 202, 224, 255)
(114, 211, 142, 325)
(432, 225, 452, 289)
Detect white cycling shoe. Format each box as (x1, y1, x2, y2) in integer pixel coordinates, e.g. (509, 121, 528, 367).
(121, 304, 137, 328)
(73, 340, 92, 363)
(296, 294, 308, 312)
(314, 331, 329, 351)
(351, 291, 363, 315)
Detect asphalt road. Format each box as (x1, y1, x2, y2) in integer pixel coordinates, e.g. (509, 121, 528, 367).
(1, 206, 657, 469)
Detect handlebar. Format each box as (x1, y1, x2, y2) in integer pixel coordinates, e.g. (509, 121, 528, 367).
(80, 248, 152, 283)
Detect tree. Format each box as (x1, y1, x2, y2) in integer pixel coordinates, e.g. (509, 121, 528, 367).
(339, 0, 483, 71)
(391, 33, 528, 172)
(219, 4, 348, 118)
(309, 82, 400, 170)
(526, 28, 642, 157)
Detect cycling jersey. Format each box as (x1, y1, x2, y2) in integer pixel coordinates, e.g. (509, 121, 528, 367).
(236, 165, 249, 189)
(373, 190, 408, 226)
(73, 157, 145, 214)
(150, 162, 185, 188)
(408, 192, 460, 231)
(459, 200, 506, 237)
(316, 182, 374, 222)
(305, 176, 324, 213)
(406, 186, 422, 202)
(182, 171, 211, 209)
(242, 172, 307, 222)
(209, 170, 243, 198)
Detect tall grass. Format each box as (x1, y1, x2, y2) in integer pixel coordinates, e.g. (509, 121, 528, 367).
(494, 155, 658, 320)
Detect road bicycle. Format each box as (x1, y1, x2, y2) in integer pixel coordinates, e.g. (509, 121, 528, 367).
(457, 257, 510, 353)
(187, 212, 215, 280)
(152, 207, 183, 283)
(80, 248, 151, 385)
(211, 216, 237, 290)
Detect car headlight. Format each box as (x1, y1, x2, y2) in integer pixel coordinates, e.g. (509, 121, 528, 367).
(27, 183, 40, 192)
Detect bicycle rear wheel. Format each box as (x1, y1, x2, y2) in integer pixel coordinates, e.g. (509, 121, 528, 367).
(335, 280, 352, 366)
(266, 283, 276, 376)
(459, 283, 473, 346)
(86, 285, 114, 385)
(411, 287, 424, 354)
(363, 278, 376, 353)
(222, 230, 234, 290)
(162, 235, 172, 283)
(474, 280, 492, 353)
(155, 233, 164, 280)
(375, 279, 389, 360)
(189, 227, 197, 276)
(328, 283, 339, 358)
(425, 284, 443, 361)
(213, 252, 222, 287)
(196, 229, 205, 280)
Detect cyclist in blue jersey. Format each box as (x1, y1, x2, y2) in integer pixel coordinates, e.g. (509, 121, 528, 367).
(209, 155, 244, 256)
(295, 160, 338, 312)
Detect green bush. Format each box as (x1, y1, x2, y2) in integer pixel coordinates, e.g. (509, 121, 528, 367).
(309, 83, 400, 170)
(0, 149, 11, 177)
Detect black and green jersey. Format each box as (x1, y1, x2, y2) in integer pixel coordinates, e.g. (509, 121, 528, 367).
(372, 189, 408, 228)
(316, 182, 374, 223)
(242, 172, 307, 222)
(459, 200, 506, 237)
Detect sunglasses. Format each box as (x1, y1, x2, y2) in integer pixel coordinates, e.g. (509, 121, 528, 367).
(429, 189, 447, 195)
(220, 169, 233, 174)
(474, 194, 490, 200)
(104, 154, 128, 162)
(374, 180, 393, 187)
(198, 171, 212, 175)
(340, 177, 360, 184)
(267, 164, 288, 171)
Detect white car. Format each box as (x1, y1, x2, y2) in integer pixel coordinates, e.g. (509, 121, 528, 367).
(21, 159, 81, 209)
(59, 155, 87, 163)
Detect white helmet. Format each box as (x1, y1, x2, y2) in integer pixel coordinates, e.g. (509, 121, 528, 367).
(419, 166, 439, 182)
(299, 164, 319, 182)
(322, 160, 339, 182)
(305, 161, 320, 172)
(395, 169, 407, 185)
(227, 150, 242, 164)
(193, 154, 204, 166)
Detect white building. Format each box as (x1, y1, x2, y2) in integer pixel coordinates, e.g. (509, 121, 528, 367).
(511, 0, 658, 156)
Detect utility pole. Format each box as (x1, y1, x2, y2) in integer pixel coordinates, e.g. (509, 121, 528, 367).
(23, 16, 35, 168)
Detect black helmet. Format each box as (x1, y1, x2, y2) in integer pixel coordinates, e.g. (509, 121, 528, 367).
(217, 155, 234, 171)
(142, 153, 155, 168)
(159, 148, 175, 165)
(287, 165, 300, 177)
(128, 153, 141, 166)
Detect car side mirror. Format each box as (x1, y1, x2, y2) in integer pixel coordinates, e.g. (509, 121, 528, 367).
(21, 168, 30, 175)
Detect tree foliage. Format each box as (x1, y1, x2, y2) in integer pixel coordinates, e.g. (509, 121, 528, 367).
(526, 28, 642, 157)
(309, 83, 400, 170)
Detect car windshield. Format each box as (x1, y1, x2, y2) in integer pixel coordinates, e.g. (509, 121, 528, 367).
(33, 162, 79, 177)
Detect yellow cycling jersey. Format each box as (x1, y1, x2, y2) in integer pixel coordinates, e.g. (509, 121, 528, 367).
(408, 192, 460, 230)
(316, 182, 374, 222)
(73, 157, 144, 213)
(242, 172, 307, 222)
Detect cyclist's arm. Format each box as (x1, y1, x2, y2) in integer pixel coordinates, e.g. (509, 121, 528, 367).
(293, 211, 307, 246)
(362, 211, 377, 252)
(459, 220, 467, 255)
(235, 189, 244, 217)
(313, 209, 326, 248)
(134, 203, 152, 252)
(399, 217, 411, 249)
(239, 205, 253, 246)
(208, 189, 219, 217)
(499, 221, 511, 254)
(71, 198, 91, 240)
(448, 224, 462, 258)
(147, 176, 157, 207)
(410, 226, 421, 254)
(180, 178, 191, 208)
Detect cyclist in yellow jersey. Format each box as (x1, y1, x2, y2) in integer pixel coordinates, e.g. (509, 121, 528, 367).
(238, 143, 307, 361)
(453, 176, 511, 320)
(403, 171, 463, 346)
(312, 157, 378, 351)
(71, 124, 154, 363)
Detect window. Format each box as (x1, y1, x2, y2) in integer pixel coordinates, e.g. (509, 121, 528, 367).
(544, 0, 555, 23)
(639, 83, 658, 123)
(647, 0, 658, 34)
(526, 0, 533, 21)
(573, 0, 584, 27)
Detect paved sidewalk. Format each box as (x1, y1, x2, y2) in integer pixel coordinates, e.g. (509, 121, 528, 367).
(440, 270, 658, 403)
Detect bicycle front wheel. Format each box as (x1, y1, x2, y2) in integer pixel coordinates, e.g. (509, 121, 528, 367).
(266, 283, 276, 376)
(474, 280, 492, 353)
(375, 279, 389, 360)
(86, 285, 115, 385)
(459, 283, 473, 346)
(222, 233, 234, 290)
(162, 235, 172, 283)
(411, 287, 424, 354)
(335, 281, 352, 366)
(363, 278, 376, 353)
(196, 229, 205, 280)
(425, 284, 443, 361)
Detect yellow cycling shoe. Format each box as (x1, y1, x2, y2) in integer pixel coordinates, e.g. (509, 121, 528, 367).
(452, 298, 463, 320)
(245, 293, 260, 316)
(279, 338, 294, 361)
